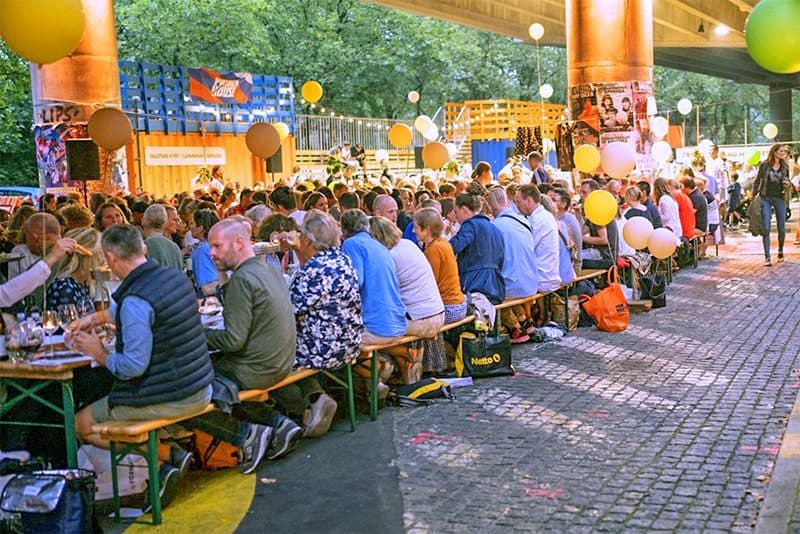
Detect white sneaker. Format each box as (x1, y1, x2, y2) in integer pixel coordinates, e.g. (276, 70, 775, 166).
(302, 393, 338, 438)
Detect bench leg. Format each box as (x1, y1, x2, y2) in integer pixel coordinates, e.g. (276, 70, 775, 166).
(562, 286, 570, 330)
(146, 430, 162, 525)
(370, 352, 378, 421)
(345, 364, 356, 432)
(109, 441, 122, 522)
(692, 239, 698, 268)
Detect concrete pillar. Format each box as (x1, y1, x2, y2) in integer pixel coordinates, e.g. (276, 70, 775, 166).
(30, 0, 123, 193)
(769, 85, 792, 142)
(566, 0, 653, 87)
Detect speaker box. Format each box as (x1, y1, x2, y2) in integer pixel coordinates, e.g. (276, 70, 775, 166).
(265, 147, 283, 173)
(66, 140, 100, 181)
(414, 146, 424, 168)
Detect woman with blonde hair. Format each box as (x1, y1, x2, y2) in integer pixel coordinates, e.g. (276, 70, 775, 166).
(46, 227, 104, 312)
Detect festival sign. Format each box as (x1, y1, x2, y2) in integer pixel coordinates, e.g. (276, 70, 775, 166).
(188, 68, 253, 104)
(144, 146, 226, 167)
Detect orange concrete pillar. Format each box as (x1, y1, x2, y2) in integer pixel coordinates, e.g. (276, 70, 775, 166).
(566, 0, 653, 87)
(30, 0, 123, 193)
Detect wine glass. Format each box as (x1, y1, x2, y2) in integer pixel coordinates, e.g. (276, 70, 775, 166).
(42, 310, 59, 357)
(58, 304, 79, 334)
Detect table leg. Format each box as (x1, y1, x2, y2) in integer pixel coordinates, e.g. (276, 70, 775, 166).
(61, 380, 78, 468)
(370, 352, 378, 421)
(147, 431, 162, 525)
(562, 286, 570, 329)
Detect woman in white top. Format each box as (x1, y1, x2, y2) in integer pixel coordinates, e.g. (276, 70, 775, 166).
(369, 216, 445, 384)
(654, 177, 683, 240)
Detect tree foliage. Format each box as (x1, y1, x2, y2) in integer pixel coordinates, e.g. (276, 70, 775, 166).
(0, 0, 789, 185)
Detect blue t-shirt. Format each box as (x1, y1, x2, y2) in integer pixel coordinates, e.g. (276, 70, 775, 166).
(402, 221, 419, 246)
(191, 242, 218, 291)
(342, 231, 406, 337)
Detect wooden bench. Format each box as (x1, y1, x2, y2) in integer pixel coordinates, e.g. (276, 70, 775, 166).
(359, 314, 477, 420)
(92, 366, 354, 525)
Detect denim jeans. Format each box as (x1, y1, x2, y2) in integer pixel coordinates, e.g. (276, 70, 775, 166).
(761, 196, 786, 259)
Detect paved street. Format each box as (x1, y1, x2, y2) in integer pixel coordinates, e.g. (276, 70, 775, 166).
(395, 236, 800, 533)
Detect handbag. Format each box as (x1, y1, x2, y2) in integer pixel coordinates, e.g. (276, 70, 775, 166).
(454, 331, 514, 378)
(578, 267, 630, 332)
(639, 273, 666, 309)
(550, 294, 581, 331)
(0, 469, 96, 534)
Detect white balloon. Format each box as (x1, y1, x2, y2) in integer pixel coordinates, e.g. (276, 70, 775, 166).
(528, 23, 545, 40)
(445, 142, 457, 157)
(600, 142, 636, 179)
(677, 98, 692, 116)
(651, 140, 673, 163)
(422, 123, 439, 141)
(414, 115, 433, 134)
(408, 91, 420, 104)
(374, 149, 390, 162)
(622, 216, 654, 250)
(763, 122, 778, 139)
(650, 116, 669, 139)
(699, 139, 715, 153)
(539, 83, 554, 99)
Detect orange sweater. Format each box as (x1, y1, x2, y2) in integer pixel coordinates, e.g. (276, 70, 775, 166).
(424, 238, 465, 305)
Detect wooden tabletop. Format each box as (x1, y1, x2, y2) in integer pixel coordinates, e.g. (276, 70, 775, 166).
(0, 357, 92, 381)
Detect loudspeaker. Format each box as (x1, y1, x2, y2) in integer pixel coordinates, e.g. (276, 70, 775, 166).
(414, 146, 424, 168)
(265, 146, 283, 173)
(66, 140, 100, 181)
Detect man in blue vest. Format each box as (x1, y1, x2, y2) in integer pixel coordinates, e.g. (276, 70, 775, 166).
(71, 224, 215, 509)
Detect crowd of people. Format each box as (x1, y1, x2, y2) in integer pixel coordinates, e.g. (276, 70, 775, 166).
(0, 142, 791, 510)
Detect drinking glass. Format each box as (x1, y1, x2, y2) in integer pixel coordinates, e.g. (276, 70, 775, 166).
(58, 304, 79, 334)
(42, 310, 59, 356)
(7, 328, 24, 363)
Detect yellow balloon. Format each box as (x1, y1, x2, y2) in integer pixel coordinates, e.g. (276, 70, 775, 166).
(421, 142, 449, 169)
(0, 0, 85, 64)
(583, 190, 617, 226)
(274, 122, 290, 141)
(301, 81, 323, 103)
(388, 124, 413, 148)
(573, 144, 601, 173)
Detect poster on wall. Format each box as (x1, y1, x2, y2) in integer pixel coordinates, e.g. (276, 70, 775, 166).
(34, 123, 89, 188)
(189, 68, 253, 105)
(569, 84, 600, 148)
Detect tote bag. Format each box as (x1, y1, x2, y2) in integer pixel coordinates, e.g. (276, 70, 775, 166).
(579, 267, 629, 332)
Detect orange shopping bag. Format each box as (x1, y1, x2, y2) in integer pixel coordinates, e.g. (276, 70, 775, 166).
(578, 267, 629, 332)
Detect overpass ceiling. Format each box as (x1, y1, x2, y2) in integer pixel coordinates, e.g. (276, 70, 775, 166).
(364, 0, 800, 86)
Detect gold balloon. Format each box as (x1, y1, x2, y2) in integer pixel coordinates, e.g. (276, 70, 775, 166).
(274, 122, 290, 141)
(573, 144, 601, 173)
(245, 123, 282, 159)
(583, 190, 617, 226)
(388, 124, 413, 148)
(0, 0, 85, 65)
(87, 108, 132, 151)
(301, 81, 323, 103)
(421, 142, 449, 169)
(647, 228, 679, 259)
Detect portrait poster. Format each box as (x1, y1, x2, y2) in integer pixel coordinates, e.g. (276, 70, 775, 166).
(568, 84, 600, 149)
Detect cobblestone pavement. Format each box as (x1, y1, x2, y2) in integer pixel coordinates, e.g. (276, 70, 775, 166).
(394, 246, 800, 533)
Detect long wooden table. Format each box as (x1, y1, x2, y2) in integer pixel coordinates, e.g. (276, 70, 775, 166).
(0, 357, 92, 468)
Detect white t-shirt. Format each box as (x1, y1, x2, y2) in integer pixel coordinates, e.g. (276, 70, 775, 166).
(289, 210, 307, 226)
(529, 205, 561, 292)
(658, 194, 683, 240)
(390, 239, 444, 320)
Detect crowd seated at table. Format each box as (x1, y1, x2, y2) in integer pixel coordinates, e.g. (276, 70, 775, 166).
(0, 157, 726, 509)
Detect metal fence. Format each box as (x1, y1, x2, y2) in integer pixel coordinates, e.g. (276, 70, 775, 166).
(294, 115, 428, 151)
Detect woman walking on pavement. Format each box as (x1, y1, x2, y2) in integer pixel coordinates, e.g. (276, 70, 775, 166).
(755, 143, 792, 266)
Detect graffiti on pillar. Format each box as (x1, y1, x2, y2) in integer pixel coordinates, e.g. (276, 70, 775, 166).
(36, 104, 87, 125)
(33, 123, 89, 188)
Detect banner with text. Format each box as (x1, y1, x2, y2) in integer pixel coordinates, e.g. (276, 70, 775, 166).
(145, 146, 226, 166)
(188, 68, 253, 104)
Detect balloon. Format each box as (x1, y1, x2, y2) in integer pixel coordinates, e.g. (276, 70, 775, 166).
(414, 115, 434, 134)
(573, 144, 601, 173)
(650, 116, 669, 139)
(651, 141, 673, 163)
(422, 123, 439, 141)
(374, 149, 389, 162)
(583, 190, 618, 226)
(0, 0, 85, 65)
(747, 149, 762, 166)
(273, 122, 290, 141)
(677, 98, 692, 116)
(445, 142, 457, 157)
(301, 81, 323, 103)
(648, 228, 679, 259)
(763, 122, 778, 139)
(408, 91, 420, 103)
(421, 142, 449, 169)
(388, 124, 413, 148)
(698, 139, 715, 153)
(245, 123, 281, 159)
(528, 23, 545, 40)
(746, 0, 800, 74)
(600, 142, 636, 179)
(87, 108, 132, 151)
(622, 217, 654, 250)
(539, 84, 553, 99)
